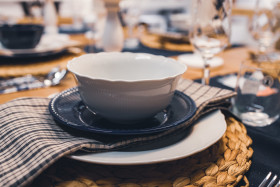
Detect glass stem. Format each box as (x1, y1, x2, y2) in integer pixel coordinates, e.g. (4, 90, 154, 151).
(202, 58, 211, 85)
(128, 24, 134, 39)
(88, 35, 95, 53)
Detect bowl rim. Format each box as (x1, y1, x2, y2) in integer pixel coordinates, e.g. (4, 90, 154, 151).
(67, 52, 187, 83)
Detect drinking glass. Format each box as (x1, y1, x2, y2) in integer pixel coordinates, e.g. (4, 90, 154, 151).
(120, 0, 141, 49)
(85, 0, 107, 52)
(249, 0, 280, 61)
(231, 60, 280, 127)
(190, 0, 232, 85)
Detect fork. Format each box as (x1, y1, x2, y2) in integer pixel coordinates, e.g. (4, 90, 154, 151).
(259, 172, 280, 187)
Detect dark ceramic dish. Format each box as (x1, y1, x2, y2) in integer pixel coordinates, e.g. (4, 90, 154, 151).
(0, 24, 44, 49)
(49, 87, 197, 135)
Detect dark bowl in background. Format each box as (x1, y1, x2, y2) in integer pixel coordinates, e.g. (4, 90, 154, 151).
(0, 24, 44, 49)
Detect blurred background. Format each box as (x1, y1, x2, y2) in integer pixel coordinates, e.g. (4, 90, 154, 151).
(0, 0, 279, 80)
(0, 0, 261, 48)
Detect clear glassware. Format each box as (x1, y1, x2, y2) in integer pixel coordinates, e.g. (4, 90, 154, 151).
(190, 0, 232, 85)
(43, 0, 58, 34)
(84, 0, 107, 52)
(120, 0, 141, 49)
(249, 0, 280, 62)
(231, 60, 280, 127)
(102, 0, 124, 52)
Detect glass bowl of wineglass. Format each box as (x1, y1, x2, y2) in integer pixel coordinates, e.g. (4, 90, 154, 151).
(190, 0, 232, 85)
(120, 0, 141, 49)
(249, 0, 280, 62)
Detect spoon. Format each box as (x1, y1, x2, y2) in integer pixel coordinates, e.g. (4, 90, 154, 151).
(0, 67, 68, 94)
(0, 66, 61, 87)
(43, 69, 68, 87)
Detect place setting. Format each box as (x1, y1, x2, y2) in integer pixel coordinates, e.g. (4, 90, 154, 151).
(0, 24, 82, 59)
(48, 52, 228, 166)
(0, 51, 243, 187)
(0, 1, 251, 187)
(0, 23, 84, 91)
(2, 0, 280, 186)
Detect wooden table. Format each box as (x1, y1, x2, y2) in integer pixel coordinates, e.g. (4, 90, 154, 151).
(0, 45, 250, 105)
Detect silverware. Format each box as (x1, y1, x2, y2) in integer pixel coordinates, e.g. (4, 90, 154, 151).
(259, 172, 280, 187)
(0, 66, 60, 88)
(0, 67, 67, 94)
(43, 68, 67, 87)
(0, 75, 37, 87)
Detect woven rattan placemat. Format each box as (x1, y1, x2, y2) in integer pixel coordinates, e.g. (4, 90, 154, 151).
(140, 32, 193, 52)
(0, 51, 83, 78)
(28, 116, 253, 187)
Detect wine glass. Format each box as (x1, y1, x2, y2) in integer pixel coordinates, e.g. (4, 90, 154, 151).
(85, 0, 107, 52)
(249, 0, 280, 62)
(120, 0, 141, 49)
(190, 0, 232, 85)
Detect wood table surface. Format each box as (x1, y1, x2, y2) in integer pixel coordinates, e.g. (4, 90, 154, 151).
(0, 47, 250, 105)
(0, 33, 250, 105)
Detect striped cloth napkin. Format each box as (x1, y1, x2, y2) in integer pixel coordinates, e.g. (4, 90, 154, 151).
(0, 79, 235, 187)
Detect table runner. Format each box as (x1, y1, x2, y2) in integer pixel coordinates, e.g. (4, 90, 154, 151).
(0, 79, 235, 187)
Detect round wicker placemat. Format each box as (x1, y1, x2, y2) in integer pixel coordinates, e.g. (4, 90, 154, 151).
(0, 51, 83, 78)
(140, 33, 193, 52)
(29, 116, 253, 187)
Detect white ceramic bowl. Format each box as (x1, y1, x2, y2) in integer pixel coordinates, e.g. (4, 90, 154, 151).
(67, 52, 186, 123)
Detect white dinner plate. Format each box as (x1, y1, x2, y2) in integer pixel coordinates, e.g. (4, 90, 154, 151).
(69, 110, 227, 165)
(178, 53, 224, 69)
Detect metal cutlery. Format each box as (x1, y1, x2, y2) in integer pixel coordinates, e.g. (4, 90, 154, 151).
(259, 172, 280, 187)
(0, 75, 37, 87)
(0, 67, 67, 94)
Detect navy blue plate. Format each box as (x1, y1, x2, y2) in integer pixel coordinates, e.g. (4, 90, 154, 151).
(49, 87, 196, 135)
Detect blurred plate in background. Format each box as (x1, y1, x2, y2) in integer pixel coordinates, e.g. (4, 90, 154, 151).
(0, 34, 80, 59)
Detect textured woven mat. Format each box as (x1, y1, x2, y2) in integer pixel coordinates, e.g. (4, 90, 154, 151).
(28, 116, 253, 187)
(252, 60, 280, 81)
(140, 32, 193, 52)
(0, 51, 83, 78)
